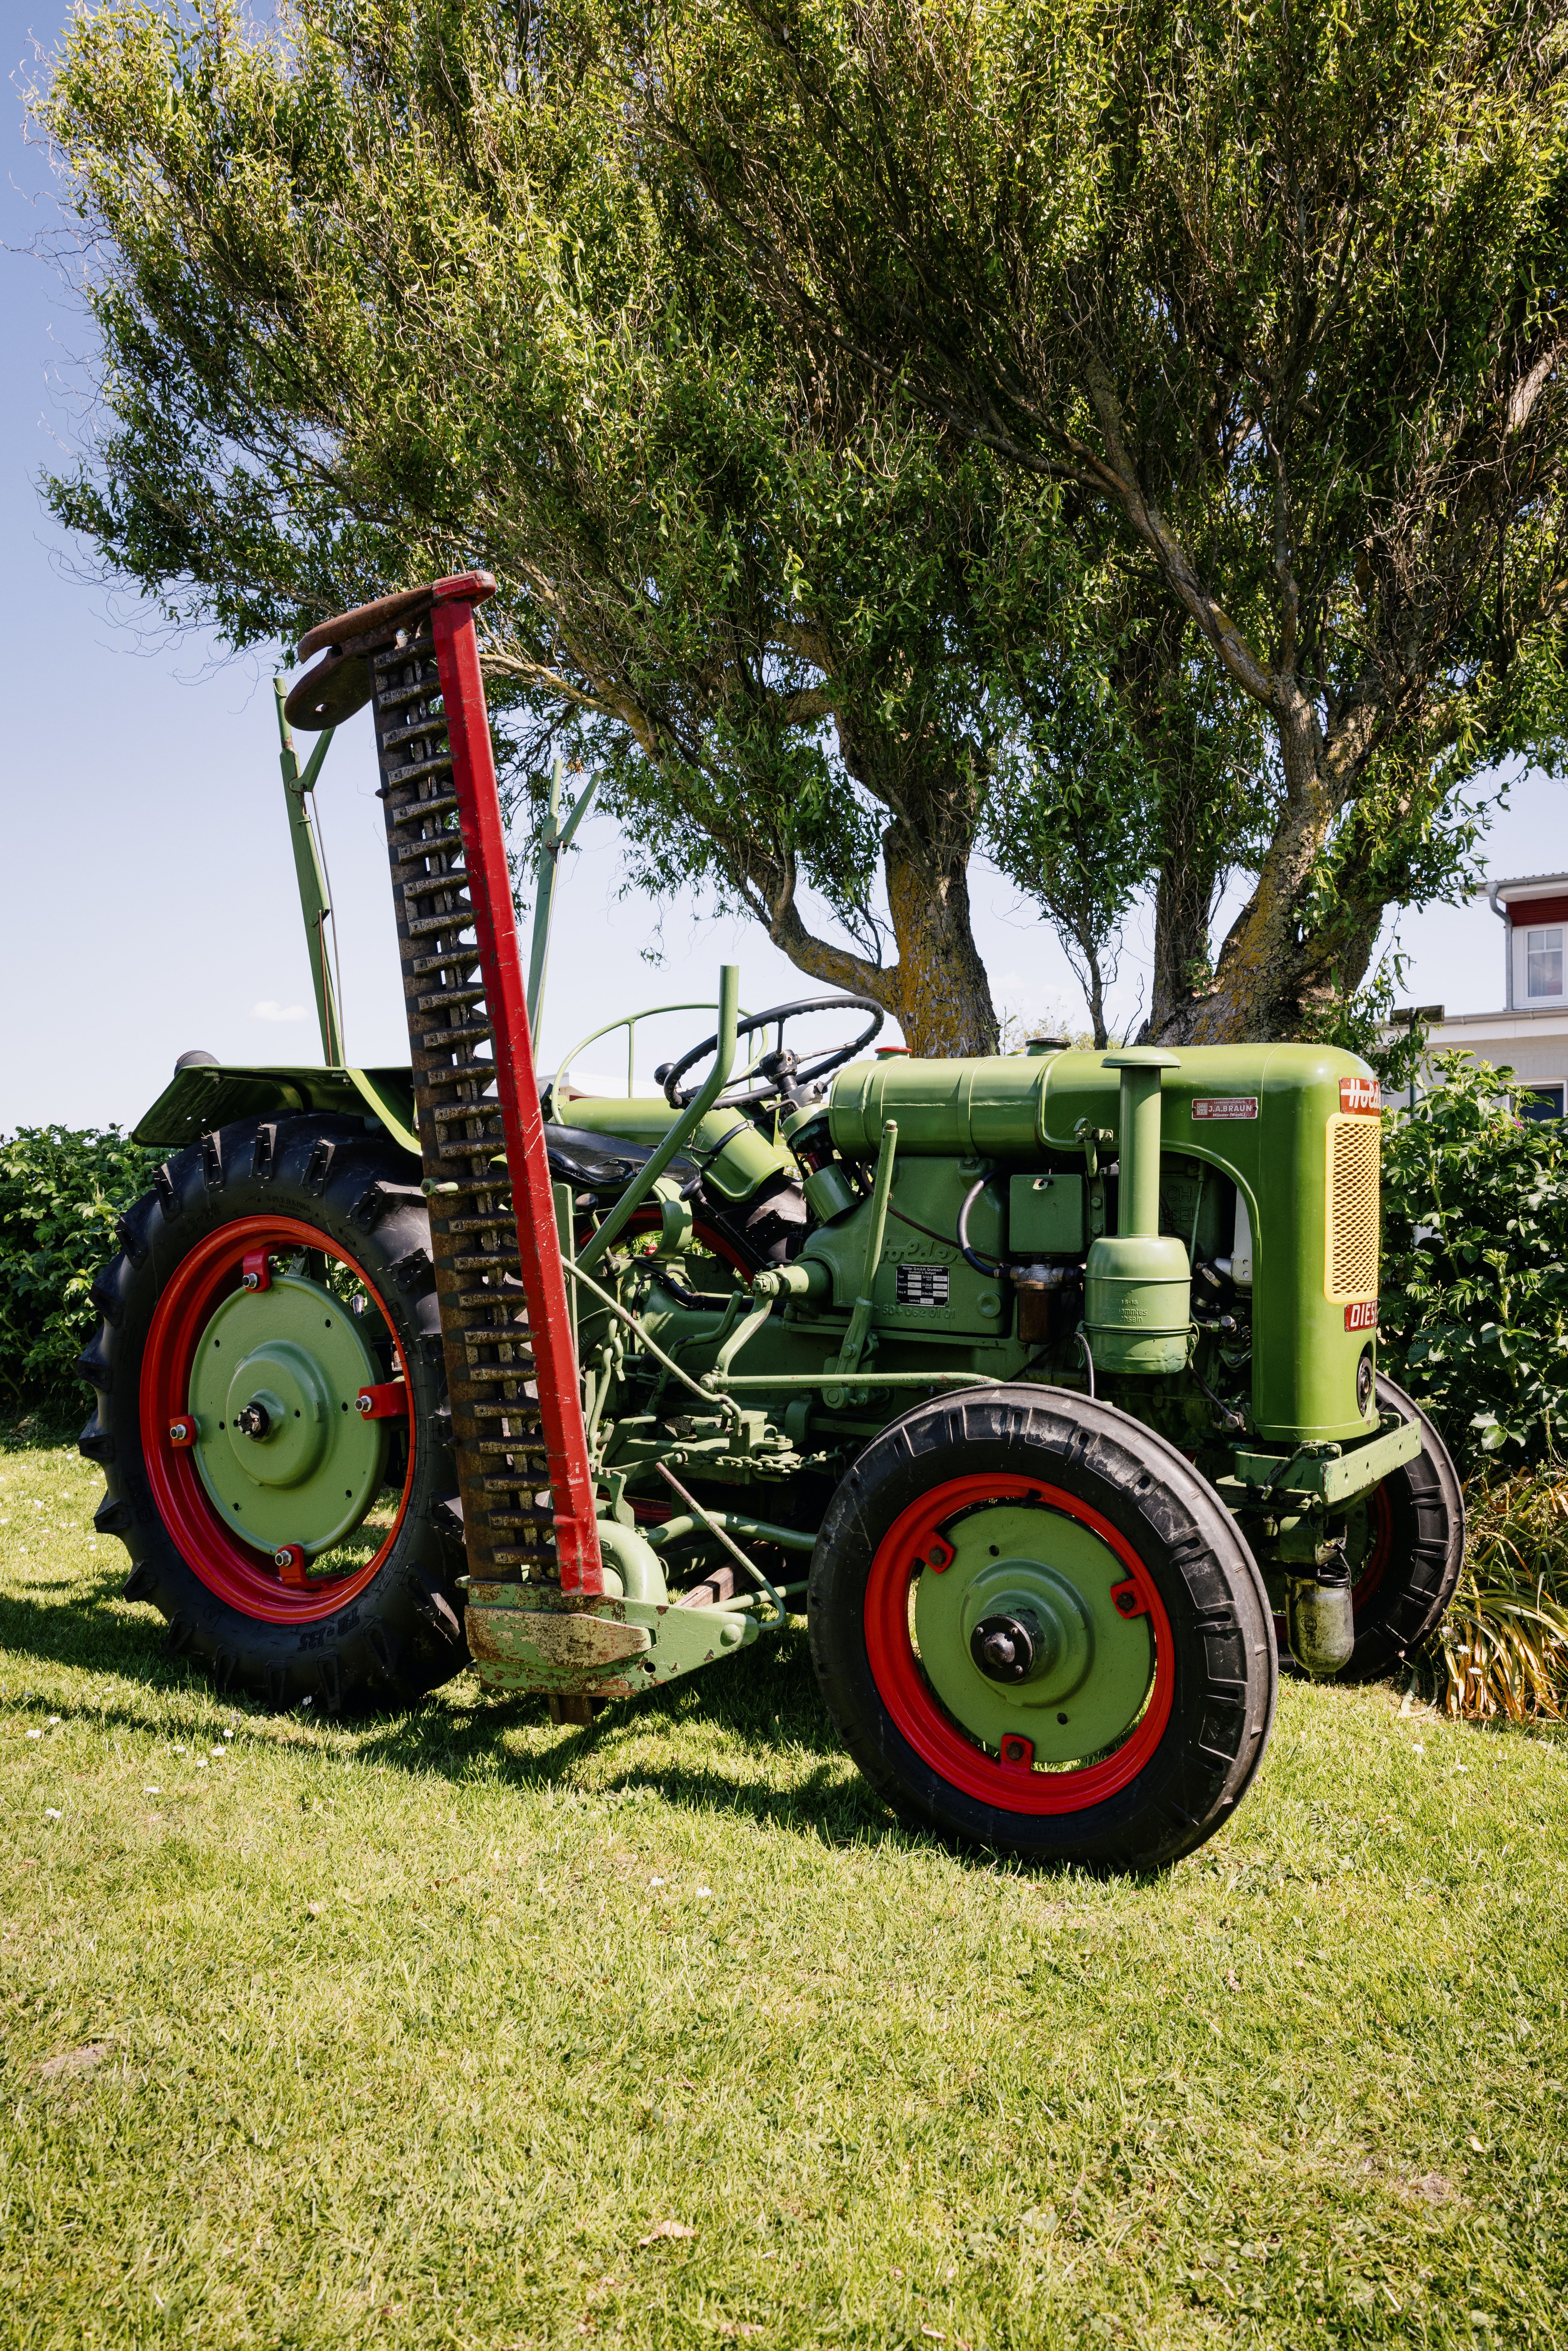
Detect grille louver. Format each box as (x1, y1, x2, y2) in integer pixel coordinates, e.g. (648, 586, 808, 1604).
(1324, 1114, 1381, 1303)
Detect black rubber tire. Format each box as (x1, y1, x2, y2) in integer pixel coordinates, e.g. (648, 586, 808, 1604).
(77, 1113, 468, 1713)
(808, 1385, 1277, 1871)
(1337, 1372, 1465, 1683)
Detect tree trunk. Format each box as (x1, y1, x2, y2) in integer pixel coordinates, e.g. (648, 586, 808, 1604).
(765, 822, 998, 1055)
(1145, 690, 1382, 1043)
(1144, 781, 1229, 1041)
(880, 824, 998, 1054)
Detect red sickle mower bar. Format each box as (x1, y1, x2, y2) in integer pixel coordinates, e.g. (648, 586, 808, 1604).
(76, 579, 1464, 1871)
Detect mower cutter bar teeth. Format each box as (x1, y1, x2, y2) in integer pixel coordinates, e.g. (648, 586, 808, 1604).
(361, 595, 601, 1594)
(390, 793, 460, 828)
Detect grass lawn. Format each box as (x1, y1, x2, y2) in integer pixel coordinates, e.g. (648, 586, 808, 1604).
(2, 1422, 1566, 2350)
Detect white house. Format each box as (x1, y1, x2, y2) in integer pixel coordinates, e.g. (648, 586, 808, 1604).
(1420, 871, 1568, 1117)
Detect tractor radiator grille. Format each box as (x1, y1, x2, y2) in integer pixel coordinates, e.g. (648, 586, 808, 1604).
(1324, 1114, 1380, 1304)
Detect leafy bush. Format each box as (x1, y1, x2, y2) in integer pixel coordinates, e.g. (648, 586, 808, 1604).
(1380, 1053, 1568, 1467)
(1427, 1468, 1568, 1720)
(0, 1128, 159, 1413)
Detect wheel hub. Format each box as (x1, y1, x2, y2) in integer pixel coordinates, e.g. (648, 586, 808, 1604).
(970, 1608, 1044, 1683)
(185, 1269, 388, 1558)
(914, 1503, 1155, 1763)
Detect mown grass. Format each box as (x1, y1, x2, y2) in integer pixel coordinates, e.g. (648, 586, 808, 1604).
(2, 1422, 1567, 2350)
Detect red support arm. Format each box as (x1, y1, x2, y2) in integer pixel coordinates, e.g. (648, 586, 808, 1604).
(430, 576, 603, 1596)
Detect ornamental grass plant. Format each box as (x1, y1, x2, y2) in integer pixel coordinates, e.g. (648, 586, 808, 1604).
(1427, 1469, 1568, 1723)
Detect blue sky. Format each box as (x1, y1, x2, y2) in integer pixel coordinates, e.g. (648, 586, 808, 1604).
(4, 4, 1564, 1133)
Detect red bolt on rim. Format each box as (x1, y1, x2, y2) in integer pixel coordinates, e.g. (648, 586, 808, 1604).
(863, 1473, 1175, 1815)
(139, 1215, 416, 1624)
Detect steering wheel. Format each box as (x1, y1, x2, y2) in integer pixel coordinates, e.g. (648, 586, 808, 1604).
(657, 994, 886, 1112)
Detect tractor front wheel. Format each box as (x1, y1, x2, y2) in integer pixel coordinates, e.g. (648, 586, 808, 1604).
(809, 1386, 1277, 1871)
(78, 1114, 468, 1713)
(1336, 1373, 1465, 1683)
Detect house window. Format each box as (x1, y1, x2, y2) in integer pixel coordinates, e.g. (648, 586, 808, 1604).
(1517, 1084, 1565, 1122)
(1526, 926, 1564, 999)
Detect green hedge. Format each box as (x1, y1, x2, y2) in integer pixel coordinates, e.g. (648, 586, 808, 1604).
(1379, 1053, 1568, 1469)
(0, 1128, 160, 1416)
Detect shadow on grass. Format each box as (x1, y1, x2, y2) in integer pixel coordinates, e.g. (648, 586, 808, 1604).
(0, 1545, 914, 1848)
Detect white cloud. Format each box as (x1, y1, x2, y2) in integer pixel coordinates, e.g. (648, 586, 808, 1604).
(252, 999, 308, 1023)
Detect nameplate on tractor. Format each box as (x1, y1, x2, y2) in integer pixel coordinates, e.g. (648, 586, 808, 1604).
(1191, 1095, 1258, 1121)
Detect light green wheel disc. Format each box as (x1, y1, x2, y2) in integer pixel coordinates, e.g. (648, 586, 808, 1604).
(914, 1504, 1155, 1763)
(186, 1272, 388, 1556)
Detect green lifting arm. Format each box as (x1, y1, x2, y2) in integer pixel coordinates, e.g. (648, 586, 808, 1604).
(274, 676, 343, 1067)
(526, 757, 600, 1040)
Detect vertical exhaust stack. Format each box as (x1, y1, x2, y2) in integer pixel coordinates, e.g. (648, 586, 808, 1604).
(1082, 1050, 1191, 1376)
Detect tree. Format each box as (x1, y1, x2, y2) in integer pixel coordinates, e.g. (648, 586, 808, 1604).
(639, 0, 1568, 1041)
(37, 0, 1149, 1055)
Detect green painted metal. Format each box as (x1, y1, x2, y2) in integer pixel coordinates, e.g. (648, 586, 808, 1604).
(1084, 1233, 1193, 1375)
(344, 1068, 421, 1159)
(1083, 1052, 1191, 1374)
(595, 1518, 668, 1603)
(526, 758, 599, 1040)
(825, 1121, 898, 1392)
(800, 1154, 1007, 1336)
(913, 1502, 1154, 1764)
(185, 1270, 387, 1555)
(133, 1063, 420, 1158)
(551, 994, 753, 1115)
(274, 678, 343, 1068)
(464, 1583, 768, 1697)
(645, 1512, 816, 1554)
(565, 1092, 791, 1204)
(577, 966, 741, 1271)
(825, 1040, 1381, 1441)
(1228, 1413, 1421, 1508)
(1103, 1049, 1182, 1238)
(1009, 1171, 1085, 1255)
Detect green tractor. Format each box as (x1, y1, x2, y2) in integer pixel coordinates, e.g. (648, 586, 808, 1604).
(78, 575, 1462, 1871)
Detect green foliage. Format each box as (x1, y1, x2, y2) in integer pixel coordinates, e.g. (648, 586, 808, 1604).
(1380, 1056, 1568, 1467)
(646, 0, 1568, 1040)
(36, 0, 1118, 1051)
(40, 1, 1567, 1052)
(0, 1129, 158, 1411)
(1429, 1466, 1568, 1722)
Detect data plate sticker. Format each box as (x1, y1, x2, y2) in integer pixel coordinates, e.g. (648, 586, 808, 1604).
(896, 1265, 950, 1305)
(1191, 1096, 1259, 1121)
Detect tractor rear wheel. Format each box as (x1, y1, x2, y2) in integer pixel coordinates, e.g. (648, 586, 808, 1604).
(77, 1114, 468, 1713)
(809, 1386, 1276, 1871)
(1336, 1373, 1465, 1684)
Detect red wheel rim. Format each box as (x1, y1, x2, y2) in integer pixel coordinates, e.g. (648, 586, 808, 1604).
(139, 1215, 415, 1624)
(864, 1474, 1175, 1815)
